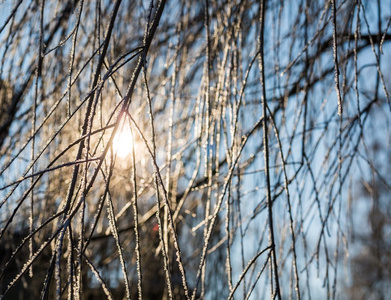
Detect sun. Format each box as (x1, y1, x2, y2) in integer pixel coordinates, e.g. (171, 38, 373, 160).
(113, 120, 134, 159)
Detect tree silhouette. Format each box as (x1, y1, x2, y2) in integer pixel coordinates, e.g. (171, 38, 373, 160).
(0, 0, 390, 299)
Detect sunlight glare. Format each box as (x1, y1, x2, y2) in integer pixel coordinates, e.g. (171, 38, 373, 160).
(113, 121, 134, 159)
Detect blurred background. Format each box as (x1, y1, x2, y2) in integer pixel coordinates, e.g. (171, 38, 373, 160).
(0, 0, 390, 299)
